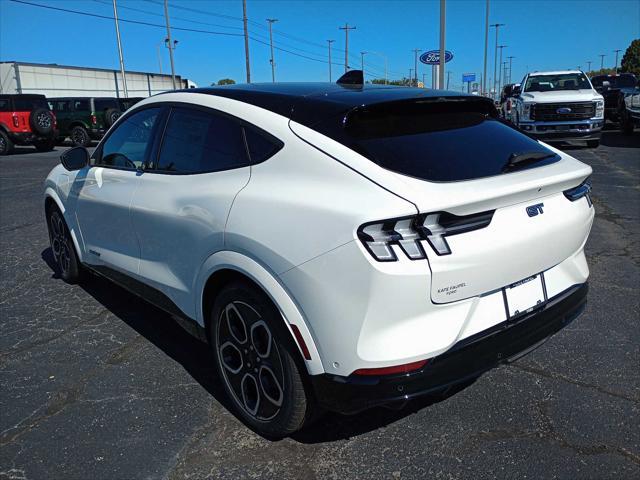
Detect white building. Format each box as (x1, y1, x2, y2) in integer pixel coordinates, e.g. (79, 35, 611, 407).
(0, 61, 196, 98)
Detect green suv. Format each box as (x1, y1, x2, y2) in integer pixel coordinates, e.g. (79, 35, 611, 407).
(48, 97, 123, 146)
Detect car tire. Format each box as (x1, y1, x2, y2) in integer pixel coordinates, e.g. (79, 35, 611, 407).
(586, 140, 600, 148)
(104, 108, 122, 127)
(29, 108, 54, 136)
(34, 138, 56, 152)
(70, 126, 90, 147)
(0, 130, 13, 156)
(620, 110, 634, 135)
(47, 206, 82, 284)
(210, 281, 314, 437)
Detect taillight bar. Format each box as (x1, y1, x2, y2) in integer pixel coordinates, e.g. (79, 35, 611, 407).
(358, 210, 494, 261)
(352, 359, 429, 376)
(12, 114, 19, 128)
(90, 114, 97, 125)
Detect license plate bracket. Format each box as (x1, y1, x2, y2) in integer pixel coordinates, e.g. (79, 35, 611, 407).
(503, 274, 546, 318)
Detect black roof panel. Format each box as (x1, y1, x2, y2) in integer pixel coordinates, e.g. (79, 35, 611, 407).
(178, 83, 481, 126)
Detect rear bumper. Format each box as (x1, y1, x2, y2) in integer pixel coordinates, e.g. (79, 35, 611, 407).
(7, 130, 58, 145)
(310, 283, 588, 415)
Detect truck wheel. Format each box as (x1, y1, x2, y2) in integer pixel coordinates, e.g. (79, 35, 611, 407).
(586, 140, 600, 148)
(620, 110, 634, 135)
(70, 126, 90, 147)
(210, 281, 315, 437)
(0, 131, 13, 156)
(34, 138, 56, 152)
(30, 108, 54, 136)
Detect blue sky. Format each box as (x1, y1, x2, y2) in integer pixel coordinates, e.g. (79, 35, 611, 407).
(1, 0, 638, 90)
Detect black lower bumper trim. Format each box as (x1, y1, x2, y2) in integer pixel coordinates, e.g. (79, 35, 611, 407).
(533, 131, 602, 141)
(311, 283, 588, 415)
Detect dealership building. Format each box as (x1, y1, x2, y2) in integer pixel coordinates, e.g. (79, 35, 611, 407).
(0, 61, 196, 98)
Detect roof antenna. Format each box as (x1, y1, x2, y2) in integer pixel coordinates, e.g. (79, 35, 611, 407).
(337, 69, 364, 85)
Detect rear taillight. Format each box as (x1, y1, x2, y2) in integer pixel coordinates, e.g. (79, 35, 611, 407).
(352, 359, 429, 376)
(90, 114, 97, 125)
(51, 111, 57, 128)
(12, 114, 19, 127)
(358, 210, 494, 261)
(564, 177, 592, 206)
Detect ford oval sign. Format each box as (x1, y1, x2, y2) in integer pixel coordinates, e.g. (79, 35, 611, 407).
(420, 50, 454, 65)
(557, 107, 572, 114)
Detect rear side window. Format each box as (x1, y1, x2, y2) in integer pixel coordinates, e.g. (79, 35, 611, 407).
(155, 107, 249, 174)
(329, 99, 559, 182)
(51, 100, 71, 112)
(12, 96, 49, 111)
(73, 100, 89, 111)
(0, 99, 9, 112)
(244, 126, 283, 164)
(94, 99, 119, 111)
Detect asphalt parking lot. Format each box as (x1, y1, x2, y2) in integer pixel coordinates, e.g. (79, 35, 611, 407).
(1, 131, 639, 480)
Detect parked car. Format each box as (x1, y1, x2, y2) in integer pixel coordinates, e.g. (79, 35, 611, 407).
(590, 73, 638, 123)
(48, 97, 122, 146)
(0, 94, 57, 155)
(499, 83, 519, 121)
(44, 79, 594, 437)
(619, 87, 640, 134)
(511, 70, 604, 147)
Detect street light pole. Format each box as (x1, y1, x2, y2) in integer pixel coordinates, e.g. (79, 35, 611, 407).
(490, 23, 505, 98)
(613, 49, 622, 73)
(267, 19, 278, 83)
(482, 0, 490, 95)
(360, 51, 367, 79)
(439, 0, 446, 90)
(164, 0, 177, 89)
(507, 55, 515, 84)
(112, 0, 128, 97)
(586, 60, 592, 73)
(599, 54, 606, 71)
(412, 49, 421, 87)
(327, 40, 334, 82)
(497, 44, 507, 95)
(409, 68, 413, 86)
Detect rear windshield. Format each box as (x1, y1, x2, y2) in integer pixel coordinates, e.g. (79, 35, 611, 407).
(329, 99, 559, 182)
(12, 96, 49, 111)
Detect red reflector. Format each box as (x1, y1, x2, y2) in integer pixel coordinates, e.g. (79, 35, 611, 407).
(290, 324, 311, 360)
(90, 115, 97, 125)
(12, 114, 19, 127)
(352, 359, 429, 376)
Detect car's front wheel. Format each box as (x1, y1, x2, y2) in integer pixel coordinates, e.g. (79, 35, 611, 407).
(210, 281, 313, 437)
(47, 206, 82, 283)
(0, 130, 12, 156)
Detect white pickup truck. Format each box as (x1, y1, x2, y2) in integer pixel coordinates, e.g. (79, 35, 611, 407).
(512, 70, 605, 148)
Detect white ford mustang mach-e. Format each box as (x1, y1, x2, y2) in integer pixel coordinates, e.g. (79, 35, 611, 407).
(44, 73, 594, 436)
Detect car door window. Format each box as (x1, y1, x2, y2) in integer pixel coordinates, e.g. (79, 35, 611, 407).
(155, 107, 249, 174)
(96, 107, 161, 170)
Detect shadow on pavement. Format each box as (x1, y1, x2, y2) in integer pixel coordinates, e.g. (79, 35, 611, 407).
(600, 130, 640, 148)
(40, 247, 477, 443)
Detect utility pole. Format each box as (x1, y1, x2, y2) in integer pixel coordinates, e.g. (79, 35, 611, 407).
(482, 0, 490, 95)
(491, 23, 505, 98)
(327, 40, 334, 82)
(446, 70, 451, 89)
(439, 0, 446, 89)
(156, 42, 163, 74)
(507, 55, 515, 84)
(361, 51, 367, 73)
(267, 18, 278, 83)
(586, 60, 592, 73)
(503, 61, 508, 90)
(339, 23, 356, 73)
(163, 0, 177, 89)
(599, 54, 605, 71)
(112, 0, 128, 97)
(412, 49, 421, 87)
(613, 49, 621, 72)
(422, 73, 426, 88)
(242, 0, 251, 83)
(409, 68, 413, 86)
(497, 44, 507, 95)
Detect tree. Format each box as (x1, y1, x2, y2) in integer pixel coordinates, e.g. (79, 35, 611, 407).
(587, 67, 616, 77)
(371, 77, 412, 86)
(620, 39, 640, 77)
(215, 78, 236, 85)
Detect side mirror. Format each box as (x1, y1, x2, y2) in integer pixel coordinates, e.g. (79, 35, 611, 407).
(60, 146, 89, 171)
(601, 80, 611, 91)
(512, 86, 521, 96)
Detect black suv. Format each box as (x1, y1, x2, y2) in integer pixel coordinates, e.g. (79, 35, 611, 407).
(48, 97, 122, 146)
(591, 73, 638, 122)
